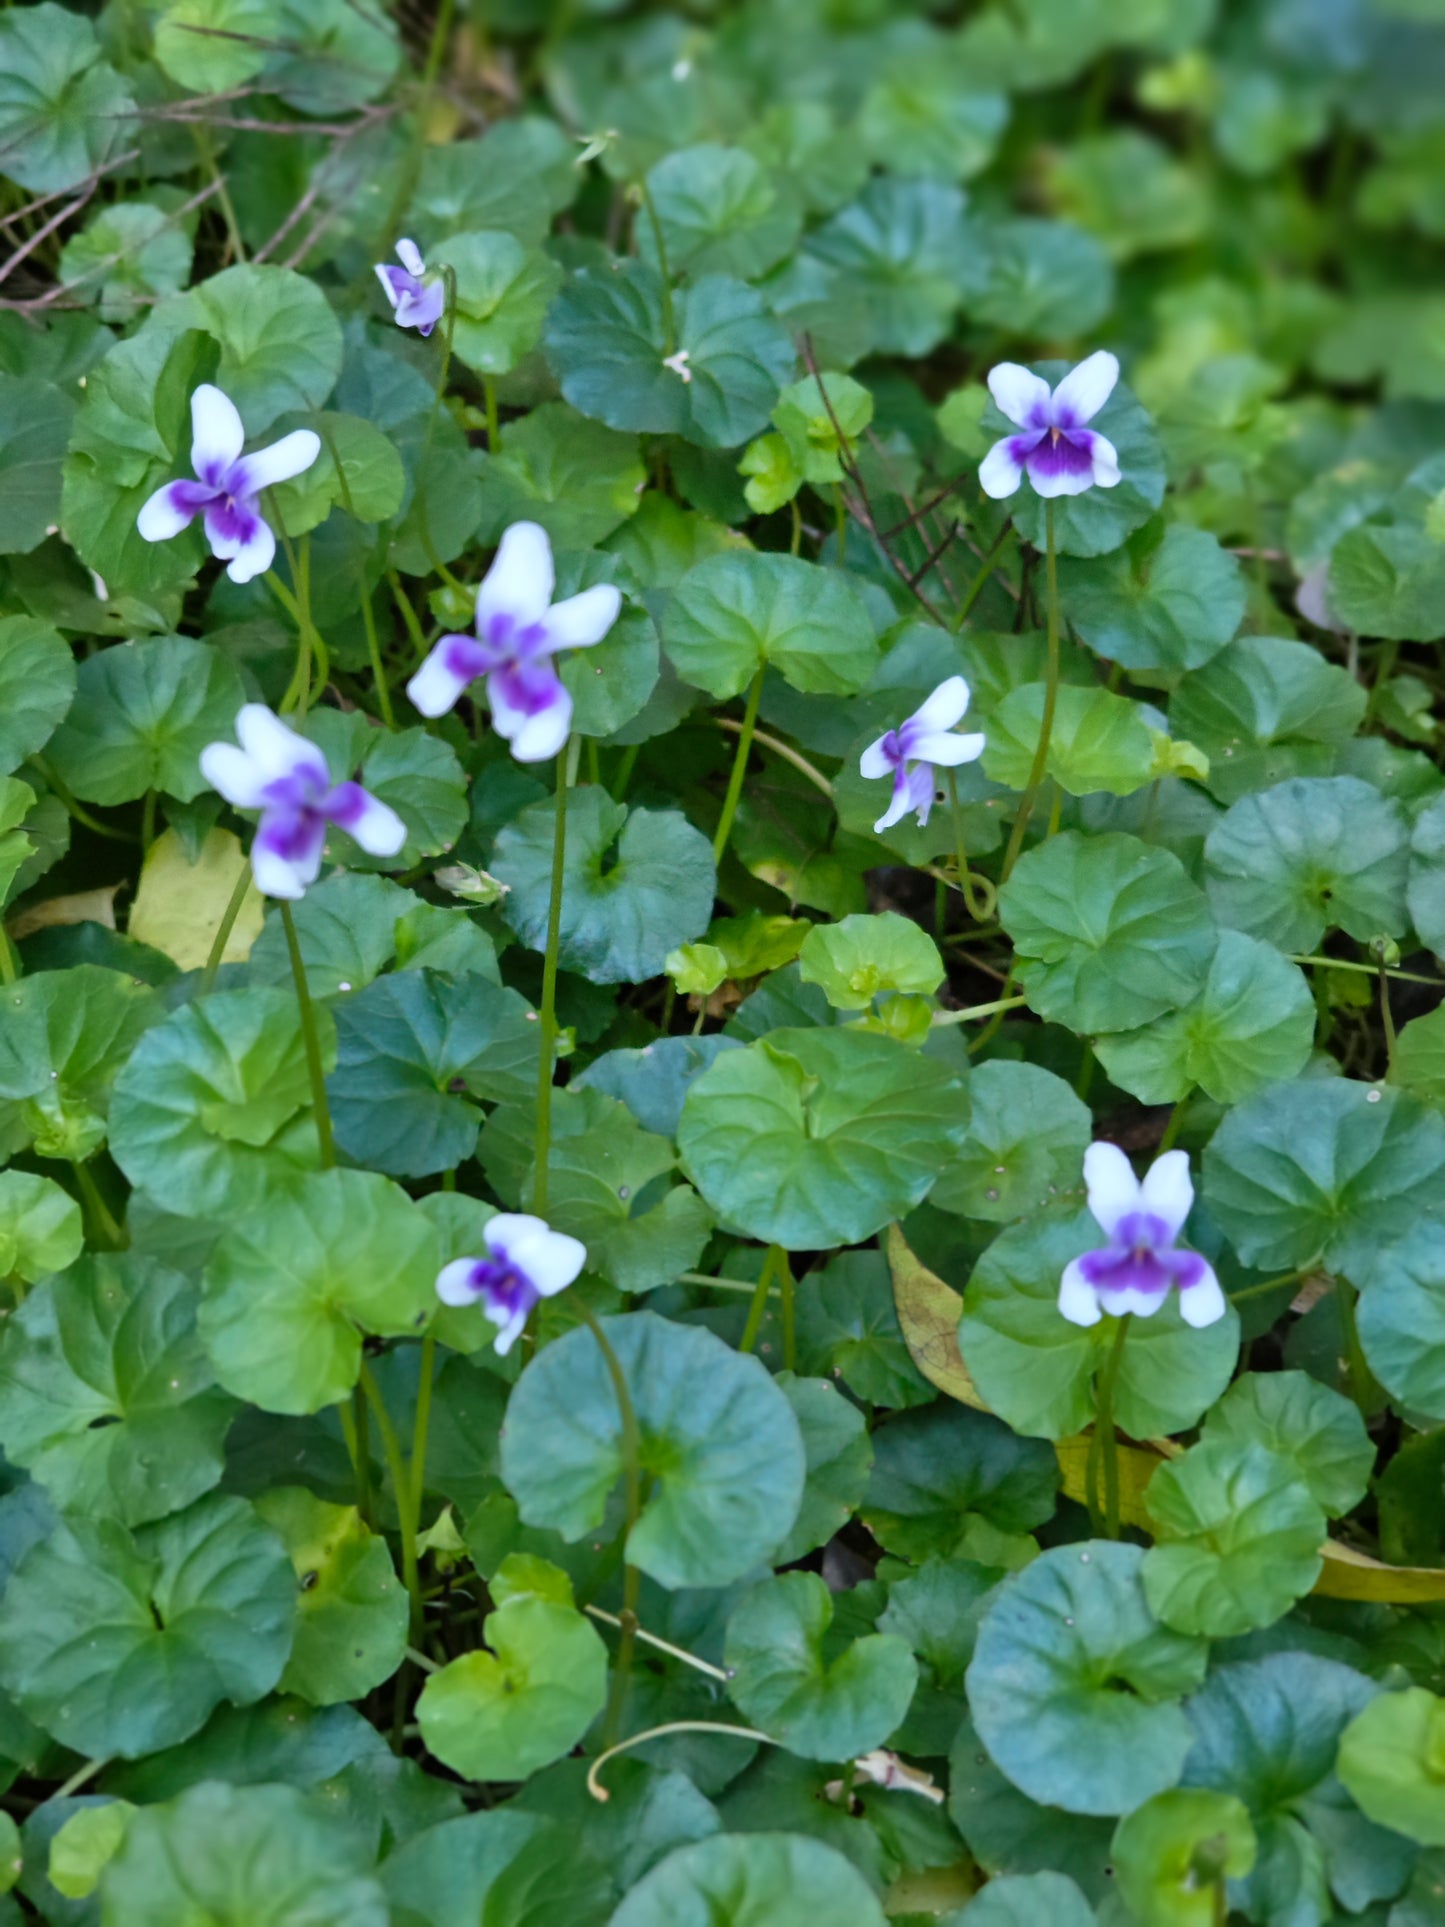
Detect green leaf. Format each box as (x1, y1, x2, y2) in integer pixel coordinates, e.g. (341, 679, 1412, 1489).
(475, 403, 645, 549)
(154, 0, 279, 92)
(0, 4, 135, 195)
(794, 1248, 934, 1410)
(49, 1801, 132, 1900)
(0, 964, 160, 1162)
(46, 633, 246, 806)
(253, 1488, 408, 1708)
(960, 1212, 1240, 1441)
(642, 145, 801, 281)
(797, 913, 944, 1010)
(573, 1034, 744, 1141)
(772, 1374, 872, 1564)
(1171, 635, 1366, 806)
(861, 1401, 1058, 1562)
(1202, 1370, 1374, 1518)
(431, 231, 561, 379)
(546, 261, 795, 448)
(609, 1833, 887, 1927)
(199, 1169, 440, 1414)
(0, 1253, 236, 1527)
(177, 265, 343, 436)
(1142, 1438, 1326, 1638)
(677, 1027, 966, 1249)
(244, 872, 411, 998)
(805, 178, 969, 357)
(269, 411, 406, 534)
(1337, 1689, 1445, 1847)
(1357, 1222, 1445, 1421)
(0, 1495, 295, 1759)
(0, 1170, 82, 1281)
(58, 202, 194, 326)
(983, 683, 1161, 798)
(1005, 370, 1166, 561)
(110, 987, 331, 1218)
(998, 831, 1216, 1032)
(859, 62, 1007, 181)
(1110, 1790, 1257, 1927)
(1409, 792, 1445, 960)
(947, 1872, 1096, 1926)
(325, 720, 468, 871)
(966, 1542, 1207, 1817)
(494, 788, 716, 985)
(1203, 777, 1410, 952)
(327, 970, 537, 1179)
(499, 1311, 805, 1589)
(1330, 521, 1445, 641)
(389, 408, 483, 575)
(553, 551, 660, 739)
(1093, 931, 1316, 1105)
(929, 1060, 1090, 1224)
(662, 551, 878, 700)
(417, 1595, 608, 1781)
(964, 217, 1114, 338)
(409, 140, 551, 248)
(99, 1781, 388, 1925)
(1059, 520, 1245, 678)
(0, 378, 77, 556)
(772, 373, 874, 484)
(1202, 1078, 1445, 1274)
(723, 1572, 917, 1762)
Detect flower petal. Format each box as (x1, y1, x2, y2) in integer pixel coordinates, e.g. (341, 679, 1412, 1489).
(1082, 1140, 1141, 1238)
(908, 676, 971, 735)
(1139, 1149, 1194, 1240)
(436, 1257, 485, 1306)
(859, 734, 897, 780)
(137, 479, 212, 542)
(249, 814, 325, 899)
(325, 781, 406, 857)
(237, 429, 321, 496)
(911, 729, 986, 768)
(407, 634, 490, 718)
(219, 514, 276, 584)
(541, 583, 623, 652)
(488, 661, 571, 763)
(477, 520, 555, 632)
(234, 703, 322, 784)
(199, 741, 270, 809)
(1096, 1281, 1169, 1318)
(493, 1306, 530, 1356)
(190, 383, 245, 483)
(1050, 350, 1119, 429)
(1178, 1264, 1227, 1329)
(1026, 460, 1098, 500)
(987, 363, 1052, 428)
(397, 282, 446, 336)
(375, 262, 406, 311)
(1058, 1259, 1103, 1328)
(978, 437, 1025, 499)
(396, 237, 426, 278)
(508, 1223, 587, 1296)
(1087, 431, 1121, 489)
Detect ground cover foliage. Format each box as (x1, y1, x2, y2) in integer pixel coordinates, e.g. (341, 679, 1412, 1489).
(7, 0, 1445, 1919)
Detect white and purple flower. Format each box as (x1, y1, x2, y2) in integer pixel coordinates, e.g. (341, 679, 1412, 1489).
(1059, 1142, 1226, 1330)
(199, 703, 406, 900)
(137, 384, 320, 585)
(435, 1213, 587, 1355)
(375, 238, 445, 337)
(860, 677, 985, 834)
(406, 521, 622, 763)
(979, 352, 1122, 501)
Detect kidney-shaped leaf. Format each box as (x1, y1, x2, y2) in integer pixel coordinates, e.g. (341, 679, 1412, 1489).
(662, 552, 878, 702)
(609, 1832, 887, 1927)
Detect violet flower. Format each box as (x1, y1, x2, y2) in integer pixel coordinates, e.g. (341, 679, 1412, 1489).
(406, 521, 622, 763)
(435, 1213, 587, 1355)
(375, 238, 445, 337)
(137, 384, 320, 585)
(859, 677, 985, 834)
(199, 703, 406, 900)
(979, 352, 1122, 501)
(1059, 1143, 1226, 1330)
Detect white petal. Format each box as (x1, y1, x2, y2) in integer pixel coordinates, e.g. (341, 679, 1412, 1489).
(235, 703, 318, 782)
(510, 1224, 587, 1296)
(1058, 1261, 1102, 1328)
(190, 383, 245, 478)
(859, 735, 895, 780)
(909, 676, 971, 735)
(541, 584, 623, 652)
(1178, 1265, 1227, 1329)
(476, 520, 554, 631)
(199, 741, 268, 809)
(493, 1307, 529, 1356)
(1140, 1149, 1194, 1239)
(136, 483, 194, 542)
(340, 791, 407, 857)
(396, 237, 425, 277)
(912, 729, 986, 768)
(1088, 432, 1121, 489)
(407, 645, 473, 719)
(1097, 1283, 1168, 1318)
(486, 1212, 551, 1253)
(987, 363, 1051, 427)
(240, 429, 321, 495)
(249, 840, 309, 900)
(436, 1257, 483, 1306)
(1028, 462, 1097, 500)
(979, 438, 1024, 499)
(873, 786, 914, 834)
(1083, 1141, 1140, 1238)
(374, 262, 402, 311)
(1051, 351, 1119, 428)
(490, 676, 572, 763)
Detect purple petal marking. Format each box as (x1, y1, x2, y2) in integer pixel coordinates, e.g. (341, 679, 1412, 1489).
(904, 761, 937, 827)
(255, 805, 326, 867)
(877, 728, 906, 770)
(380, 265, 424, 303)
(491, 657, 566, 719)
(1077, 1246, 1175, 1300)
(464, 1254, 541, 1325)
(398, 281, 446, 337)
(203, 494, 263, 548)
(1164, 1249, 1208, 1290)
(1025, 432, 1096, 484)
(261, 765, 329, 811)
(322, 780, 373, 832)
(443, 633, 494, 685)
(166, 479, 220, 521)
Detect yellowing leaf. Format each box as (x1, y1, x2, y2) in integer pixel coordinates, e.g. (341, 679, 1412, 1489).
(129, 827, 263, 970)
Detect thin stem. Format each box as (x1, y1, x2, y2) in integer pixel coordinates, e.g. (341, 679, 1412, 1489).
(405, 1644, 439, 1674)
(70, 1160, 125, 1251)
(1335, 1277, 1378, 1414)
(930, 994, 1028, 1028)
(199, 861, 253, 993)
(613, 743, 640, 801)
(968, 965, 1018, 1055)
(789, 496, 802, 556)
(573, 1301, 643, 1751)
(1228, 1269, 1304, 1304)
(51, 1756, 111, 1802)
(388, 569, 429, 661)
(1093, 1315, 1131, 1541)
(1000, 500, 1059, 880)
(779, 1249, 796, 1372)
(679, 1271, 781, 1296)
(1290, 954, 1444, 987)
(946, 769, 995, 921)
(339, 1388, 373, 1527)
(1212, 1878, 1228, 1927)
(359, 1357, 423, 1642)
(410, 1333, 437, 1522)
(738, 1246, 780, 1355)
(0, 929, 17, 986)
(141, 789, 157, 852)
(32, 759, 138, 842)
(834, 484, 847, 559)
(191, 124, 245, 263)
(636, 181, 676, 353)
(1378, 957, 1398, 1076)
(1158, 1089, 1191, 1153)
(359, 573, 395, 729)
(588, 1722, 773, 1803)
(279, 901, 334, 1169)
(533, 739, 574, 1218)
(584, 1605, 731, 1682)
(712, 670, 764, 867)
(714, 716, 832, 799)
(484, 375, 500, 454)
(953, 521, 1013, 630)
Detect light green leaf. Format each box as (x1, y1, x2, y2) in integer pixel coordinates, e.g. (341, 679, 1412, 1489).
(1337, 1689, 1445, 1847)
(609, 1833, 887, 1927)
(797, 912, 944, 1010)
(475, 403, 645, 549)
(254, 1488, 408, 1709)
(663, 551, 878, 700)
(929, 1060, 1090, 1224)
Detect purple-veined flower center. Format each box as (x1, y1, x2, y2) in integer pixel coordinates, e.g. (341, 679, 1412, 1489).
(467, 1252, 539, 1320)
(482, 609, 552, 660)
(879, 728, 906, 769)
(1077, 1209, 1208, 1300)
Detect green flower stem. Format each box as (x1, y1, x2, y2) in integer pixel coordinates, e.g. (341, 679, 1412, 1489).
(612, 743, 640, 801)
(1213, 1878, 1228, 1927)
(388, 569, 429, 662)
(410, 1332, 436, 1523)
(1227, 1268, 1304, 1304)
(1000, 499, 1059, 880)
(833, 484, 847, 559)
(635, 180, 676, 354)
(714, 715, 833, 800)
(712, 669, 764, 869)
(1290, 953, 1443, 987)
(338, 1389, 374, 1527)
(199, 862, 254, 994)
(0, 929, 17, 986)
(1335, 1276, 1380, 1415)
(587, 1722, 773, 1804)
(70, 1159, 125, 1252)
(789, 497, 803, 556)
(358, 570, 395, 729)
(573, 1299, 642, 1751)
(51, 1755, 112, 1803)
(1089, 1313, 1131, 1541)
(359, 1357, 423, 1643)
(946, 769, 995, 921)
(279, 901, 334, 1170)
(1157, 1088, 1192, 1153)
(191, 123, 245, 264)
(1378, 956, 1399, 1076)
(952, 520, 1014, 630)
(779, 1249, 796, 1371)
(738, 1245, 781, 1355)
(930, 993, 1028, 1028)
(533, 736, 577, 1218)
(584, 1605, 731, 1682)
(268, 530, 328, 721)
(484, 375, 501, 455)
(140, 789, 157, 853)
(27, 760, 137, 844)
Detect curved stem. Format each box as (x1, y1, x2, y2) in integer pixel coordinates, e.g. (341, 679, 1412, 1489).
(1093, 1314, 1131, 1541)
(946, 769, 995, 921)
(738, 1246, 780, 1355)
(930, 993, 1027, 1028)
(713, 716, 833, 799)
(533, 738, 574, 1217)
(712, 670, 764, 868)
(584, 1605, 731, 1682)
(279, 901, 334, 1170)
(573, 1301, 643, 1750)
(636, 181, 676, 353)
(1000, 500, 1059, 880)
(199, 860, 254, 993)
(359, 1357, 423, 1643)
(1290, 954, 1444, 987)
(588, 1722, 773, 1803)
(1158, 1088, 1191, 1154)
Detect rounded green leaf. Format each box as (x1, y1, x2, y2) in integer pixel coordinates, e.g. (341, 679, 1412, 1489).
(417, 1596, 608, 1782)
(475, 403, 645, 550)
(930, 1060, 1090, 1224)
(642, 144, 801, 281)
(610, 1833, 887, 1927)
(494, 788, 716, 985)
(245, 872, 411, 998)
(253, 1488, 408, 1708)
(944, 1871, 1096, 1926)
(998, 832, 1216, 1033)
(0, 1169, 82, 1282)
(0, 964, 160, 1162)
(432, 231, 562, 379)
(678, 1027, 967, 1249)
(1171, 636, 1366, 810)
(964, 217, 1114, 338)
(1202, 1078, 1445, 1275)
(154, 0, 279, 92)
(499, 1311, 806, 1589)
(1202, 1370, 1374, 1518)
(553, 552, 660, 739)
(1059, 521, 1245, 678)
(269, 411, 406, 534)
(861, 1401, 1058, 1562)
(1357, 1222, 1445, 1420)
(199, 1169, 440, 1414)
(1409, 791, 1445, 960)
(794, 1248, 933, 1409)
(1337, 1689, 1445, 1847)
(178, 264, 343, 435)
(797, 912, 943, 1010)
(966, 1542, 1207, 1817)
(771, 1373, 872, 1563)
(1142, 1438, 1326, 1638)
(1110, 1790, 1257, 1927)
(0, 383, 78, 559)
(60, 200, 194, 328)
(0, 1495, 295, 1759)
(99, 1781, 388, 1926)
(0, 1253, 236, 1527)
(805, 178, 968, 357)
(723, 1572, 916, 1762)
(984, 683, 1160, 798)
(0, 5, 135, 195)
(662, 552, 878, 701)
